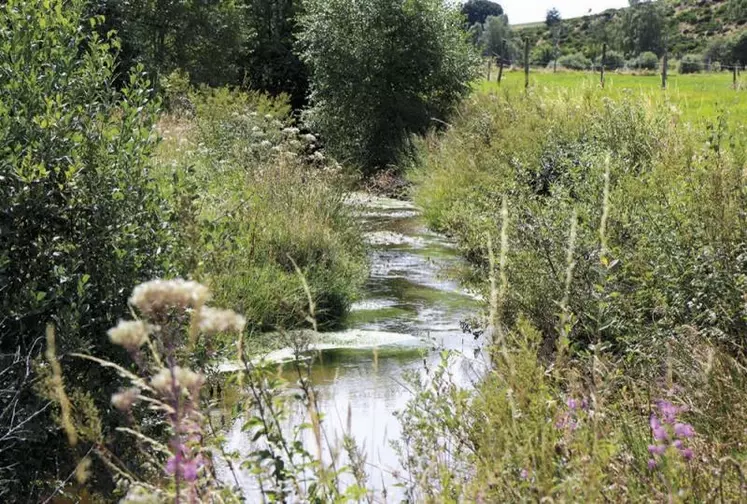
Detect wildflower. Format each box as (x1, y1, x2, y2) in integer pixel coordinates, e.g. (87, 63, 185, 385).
(672, 439, 683, 449)
(111, 387, 140, 411)
(129, 279, 210, 315)
(566, 398, 578, 410)
(674, 422, 695, 438)
(519, 468, 529, 480)
(656, 400, 681, 424)
(166, 454, 203, 482)
(197, 306, 247, 335)
(151, 366, 203, 394)
(648, 444, 667, 455)
(282, 126, 300, 136)
(647, 459, 657, 470)
(651, 415, 669, 440)
(680, 447, 694, 461)
(259, 140, 272, 148)
(108, 320, 149, 351)
(302, 133, 317, 143)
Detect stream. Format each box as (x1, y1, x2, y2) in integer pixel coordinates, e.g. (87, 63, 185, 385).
(221, 194, 485, 501)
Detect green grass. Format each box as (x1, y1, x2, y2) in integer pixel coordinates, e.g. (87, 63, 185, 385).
(478, 70, 746, 125)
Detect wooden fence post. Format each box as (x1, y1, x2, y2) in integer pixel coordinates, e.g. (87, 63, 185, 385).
(498, 40, 506, 85)
(524, 38, 530, 89)
(662, 51, 668, 89)
(734, 64, 738, 89)
(600, 43, 606, 89)
(487, 58, 492, 81)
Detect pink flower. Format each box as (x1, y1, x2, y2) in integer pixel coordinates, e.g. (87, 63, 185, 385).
(672, 439, 683, 449)
(648, 444, 667, 455)
(674, 422, 695, 439)
(520, 468, 529, 480)
(647, 459, 657, 470)
(680, 448, 694, 461)
(656, 401, 680, 424)
(566, 398, 578, 410)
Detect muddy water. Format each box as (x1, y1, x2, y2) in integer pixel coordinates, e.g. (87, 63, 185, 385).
(221, 194, 485, 501)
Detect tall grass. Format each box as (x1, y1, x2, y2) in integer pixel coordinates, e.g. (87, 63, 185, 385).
(400, 83, 747, 501)
(154, 87, 368, 342)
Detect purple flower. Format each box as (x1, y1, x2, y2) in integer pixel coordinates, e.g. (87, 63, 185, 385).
(182, 458, 199, 482)
(653, 425, 669, 441)
(647, 459, 657, 470)
(581, 398, 589, 411)
(165, 456, 177, 475)
(674, 422, 695, 439)
(656, 401, 680, 424)
(672, 439, 683, 449)
(567, 398, 578, 410)
(648, 444, 667, 455)
(520, 468, 529, 480)
(679, 448, 694, 461)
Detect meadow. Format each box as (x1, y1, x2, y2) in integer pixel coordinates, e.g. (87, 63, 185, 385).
(480, 69, 746, 124)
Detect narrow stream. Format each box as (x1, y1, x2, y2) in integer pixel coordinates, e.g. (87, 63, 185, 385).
(222, 194, 485, 501)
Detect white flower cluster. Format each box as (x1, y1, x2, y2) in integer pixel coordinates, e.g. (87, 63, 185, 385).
(108, 320, 150, 351)
(302, 133, 317, 144)
(151, 366, 203, 394)
(111, 387, 141, 411)
(129, 279, 210, 315)
(282, 126, 300, 136)
(197, 306, 247, 335)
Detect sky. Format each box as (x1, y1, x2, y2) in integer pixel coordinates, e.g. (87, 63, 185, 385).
(500, 0, 629, 25)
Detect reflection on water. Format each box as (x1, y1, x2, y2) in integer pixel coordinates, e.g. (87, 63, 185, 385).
(220, 194, 485, 501)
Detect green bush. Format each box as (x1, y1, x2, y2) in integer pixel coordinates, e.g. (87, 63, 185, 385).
(155, 88, 368, 336)
(558, 52, 592, 70)
(299, 0, 479, 173)
(637, 51, 659, 70)
(679, 54, 704, 73)
(597, 49, 626, 70)
(0, 0, 175, 498)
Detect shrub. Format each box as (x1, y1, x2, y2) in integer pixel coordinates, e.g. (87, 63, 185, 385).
(558, 52, 592, 70)
(733, 30, 747, 65)
(0, 0, 175, 498)
(155, 87, 368, 335)
(637, 51, 659, 70)
(679, 54, 704, 73)
(299, 0, 479, 172)
(598, 49, 626, 70)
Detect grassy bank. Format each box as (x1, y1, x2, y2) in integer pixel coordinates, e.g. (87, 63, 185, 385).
(480, 70, 746, 124)
(154, 88, 368, 344)
(402, 83, 747, 500)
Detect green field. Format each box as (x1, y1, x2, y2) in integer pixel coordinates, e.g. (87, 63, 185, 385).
(478, 70, 746, 125)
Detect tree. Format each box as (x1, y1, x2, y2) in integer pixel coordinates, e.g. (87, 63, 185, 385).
(733, 31, 747, 65)
(244, 0, 309, 108)
(0, 0, 174, 498)
(621, 0, 666, 56)
(728, 0, 747, 23)
(479, 14, 512, 58)
(461, 0, 503, 26)
(546, 7, 561, 28)
(300, 0, 479, 172)
(704, 37, 736, 67)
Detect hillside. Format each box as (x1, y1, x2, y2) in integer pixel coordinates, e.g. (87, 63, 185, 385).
(514, 0, 746, 58)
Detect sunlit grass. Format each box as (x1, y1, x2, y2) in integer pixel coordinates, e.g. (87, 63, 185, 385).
(477, 70, 746, 125)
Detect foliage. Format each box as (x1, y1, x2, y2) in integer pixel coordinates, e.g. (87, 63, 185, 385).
(636, 50, 659, 70)
(244, 0, 309, 109)
(299, 0, 479, 172)
(621, 0, 667, 56)
(546, 7, 561, 28)
(599, 49, 626, 70)
(728, 0, 747, 23)
(411, 85, 746, 360)
(479, 14, 513, 58)
(402, 83, 747, 501)
(89, 0, 249, 88)
(679, 53, 704, 73)
(0, 0, 175, 499)
(558, 52, 592, 70)
(531, 42, 556, 66)
(703, 36, 736, 67)
(734, 30, 747, 64)
(154, 87, 368, 336)
(461, 0, 503, 26)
